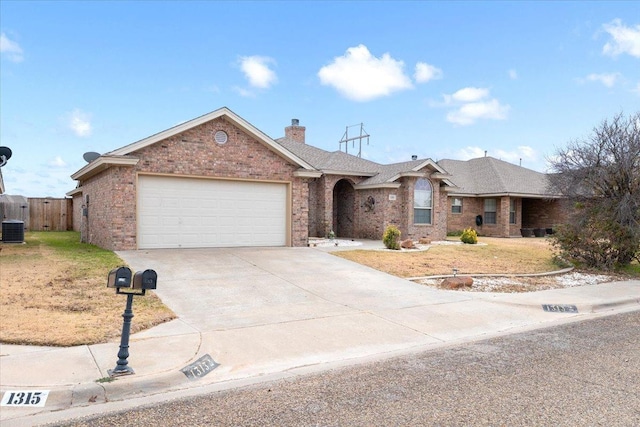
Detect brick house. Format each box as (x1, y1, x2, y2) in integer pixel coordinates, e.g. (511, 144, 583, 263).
(277, 121, 453, 242)
(437, 157, 567, 237)
(68, 107, 453, 250)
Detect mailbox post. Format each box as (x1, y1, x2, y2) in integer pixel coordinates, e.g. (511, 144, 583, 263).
(107, 267, 157, 377)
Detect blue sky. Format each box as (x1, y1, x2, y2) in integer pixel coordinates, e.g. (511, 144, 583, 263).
(1, 1, 639, 197)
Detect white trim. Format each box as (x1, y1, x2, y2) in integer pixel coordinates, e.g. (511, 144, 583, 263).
(354, 183, 402, 190)
(66, 187, 83, 197)
(293, 170, 323, 178)
(71, 156, 140, 181)
(412, 159, 448, 174)
(322, 169, 377, 177)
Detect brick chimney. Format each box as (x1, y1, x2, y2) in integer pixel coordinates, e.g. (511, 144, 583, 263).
(284, 118, 306, 144)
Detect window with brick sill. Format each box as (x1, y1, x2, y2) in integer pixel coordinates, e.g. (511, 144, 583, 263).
(484, 198, 497, 225)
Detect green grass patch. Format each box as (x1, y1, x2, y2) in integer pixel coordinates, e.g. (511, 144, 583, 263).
(1, 231, 175, 347)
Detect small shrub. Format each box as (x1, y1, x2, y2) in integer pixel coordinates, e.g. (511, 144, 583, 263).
(460, 228, 478, 244)
(383, 225, 401, 250)
(447, 230, 464, 237)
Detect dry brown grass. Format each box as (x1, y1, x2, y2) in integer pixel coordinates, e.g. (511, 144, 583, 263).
(333, 237, 559, 278)
(0, 232, 175, 347)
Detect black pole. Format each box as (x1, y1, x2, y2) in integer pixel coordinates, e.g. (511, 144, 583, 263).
(109, 293, 135, 376)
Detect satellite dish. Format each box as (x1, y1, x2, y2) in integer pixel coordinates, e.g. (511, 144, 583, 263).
(83, 152, 101, 163)
(0, 146, 12, 167)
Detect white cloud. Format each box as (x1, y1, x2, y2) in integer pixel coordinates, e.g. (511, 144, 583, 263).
(441, 87, 510, 126)
(508, 69, 518, 80)
(457, 146, 487, 159)
(580, 72, 622, 87)
(457, 145, 537, 163)
(633, 82, 640, 95)
(414, 62, 442, 83)
(602, 19, 640, 58)
(447, 99, 510, 125)
(49, 156, 67, 167)
(0, 32, 24, 63)
(239, 55, 277, 89)
(444, 87, 490, 104)
(318, 44, 413, 101)
(68, 109, 92, 137)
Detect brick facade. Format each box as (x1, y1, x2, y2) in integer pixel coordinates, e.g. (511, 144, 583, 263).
(446, 195, 566, 237)
(308, 172, 448, 242)
(74, 117, 309, 250)
(522, 198, 569, 230)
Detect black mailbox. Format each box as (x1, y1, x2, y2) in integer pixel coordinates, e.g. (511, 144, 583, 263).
(132, 269, 157, 290)
(107, 267, 132, 288)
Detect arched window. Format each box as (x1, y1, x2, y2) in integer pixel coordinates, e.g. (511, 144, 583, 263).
(414, 178, 432, 224)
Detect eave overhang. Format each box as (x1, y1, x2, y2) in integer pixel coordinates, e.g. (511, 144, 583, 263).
(447, 191, 563, 199)
(354, 183, 402, 190)
(71, 156, 140, 181)
(65, 187, 83, 197)
(293, 169, 323, 178)
(321, 169, 377, 177)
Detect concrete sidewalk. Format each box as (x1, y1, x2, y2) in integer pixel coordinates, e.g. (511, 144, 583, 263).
(1, 245, 638, 427)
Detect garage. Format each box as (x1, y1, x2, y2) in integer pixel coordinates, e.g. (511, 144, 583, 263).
(137, 175, 289, 249)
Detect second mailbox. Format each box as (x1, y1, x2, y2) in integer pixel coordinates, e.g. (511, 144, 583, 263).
(133, 269, 158, 290)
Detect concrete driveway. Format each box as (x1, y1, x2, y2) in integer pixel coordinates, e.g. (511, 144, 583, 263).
(117, 246, 472, 332)
(113, 246, 638, 386)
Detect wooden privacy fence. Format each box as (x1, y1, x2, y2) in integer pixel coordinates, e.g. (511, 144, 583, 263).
(28, 198, 73, 231)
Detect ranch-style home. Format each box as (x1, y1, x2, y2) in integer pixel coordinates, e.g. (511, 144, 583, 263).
(67, 107, 563, 250)
(438, 157, 566, 238)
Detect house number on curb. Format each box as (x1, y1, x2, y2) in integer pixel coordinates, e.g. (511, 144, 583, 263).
(542, 304, 578, 313)
(1, 390, 50, 407)
(181, 354, 219, 381)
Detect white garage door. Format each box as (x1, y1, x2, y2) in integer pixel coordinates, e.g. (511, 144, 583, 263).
(138, 175, 288, 249)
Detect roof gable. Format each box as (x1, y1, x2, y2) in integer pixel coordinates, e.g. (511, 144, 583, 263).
(108, 107, 315, 170)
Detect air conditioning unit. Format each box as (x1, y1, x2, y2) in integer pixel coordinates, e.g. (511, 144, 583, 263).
(2, 220, 25, 243)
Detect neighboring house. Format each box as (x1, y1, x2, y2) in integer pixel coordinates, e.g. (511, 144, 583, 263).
(68, 107, 453, 251)
(437, 157, 567, 237)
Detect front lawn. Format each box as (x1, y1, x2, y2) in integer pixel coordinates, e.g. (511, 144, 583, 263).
(333, 237, 561, 278)
(0, 232, 175, 347)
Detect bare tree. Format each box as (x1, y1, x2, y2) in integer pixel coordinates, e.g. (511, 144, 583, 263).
(548, 111, 640, 269)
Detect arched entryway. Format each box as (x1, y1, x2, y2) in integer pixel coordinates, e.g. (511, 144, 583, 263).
(333, 179, 355, 238)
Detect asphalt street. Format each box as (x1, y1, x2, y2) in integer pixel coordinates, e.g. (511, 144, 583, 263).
(51, 310, 640, 427)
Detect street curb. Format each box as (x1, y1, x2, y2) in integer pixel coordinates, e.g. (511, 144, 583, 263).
(407, 267, 575, 281)
(589, 297, 640, 313)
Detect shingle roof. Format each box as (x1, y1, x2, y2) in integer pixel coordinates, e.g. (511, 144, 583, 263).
(437, 157, 556, 197)
(277, 138, 447, 186)
(360, 160, 428, 185)
(277, 138, 380, 174)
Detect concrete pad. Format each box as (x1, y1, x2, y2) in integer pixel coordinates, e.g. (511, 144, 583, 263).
(88, 333, 201, 379)
(376, 299, 568, 341)
(0, 346, 102, 387)
(130, 318, 199, 339)
(0, 344, 56, 357)
(194, 312, 442, 383)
